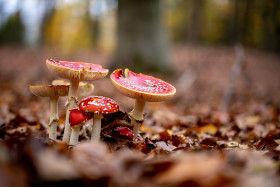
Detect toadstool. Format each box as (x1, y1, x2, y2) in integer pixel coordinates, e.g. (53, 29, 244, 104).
(29, 85, 69, 140)
(79, 96, 119, 142)
(69, 109, 91, 145)
(46, 59, 108, 143)
(110, 69, 176, 140)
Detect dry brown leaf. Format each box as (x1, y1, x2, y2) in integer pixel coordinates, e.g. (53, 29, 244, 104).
(155, 141, 176, 152)
(72, 142, 117, 180)
(155, 153, 225, 186)
(158, 129, 172, 141)
(255, 134, 279, 151)
(199, 123, 218, 135)
(35, 149, 80, 181)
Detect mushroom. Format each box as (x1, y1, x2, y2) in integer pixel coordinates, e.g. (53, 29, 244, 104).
(29, 85, 69, 140)
(110, 69, 176, 139)
(79, 96, 119, 142)
(69, 109, 91, 145)
(52, 79, 95, 99)
(46, 59, 108, 143)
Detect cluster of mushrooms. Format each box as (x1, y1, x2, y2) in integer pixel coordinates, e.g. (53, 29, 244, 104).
(29, 59, 176, 146)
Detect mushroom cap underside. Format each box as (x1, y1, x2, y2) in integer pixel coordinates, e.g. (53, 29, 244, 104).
(29, 85, 69, 98)
(110, 69, 176, 102)
(46, 59, 109, 81)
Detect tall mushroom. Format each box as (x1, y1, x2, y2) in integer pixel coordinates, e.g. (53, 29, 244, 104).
(79, 96, 119, 142)
(69, 109, 91, 145)
(46, 59, 108, 143)
(29, 85, 69, 140)
(110, 69, 176, 139)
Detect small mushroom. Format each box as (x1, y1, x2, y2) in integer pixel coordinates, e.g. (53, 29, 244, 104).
(52, 79, 95, 99)
(69, 109, 91, 145)
(29, 85, 69, 140)
(110, 69, 176, 140)
(46, 59, 108, 143)
(79, 96, 119, 142)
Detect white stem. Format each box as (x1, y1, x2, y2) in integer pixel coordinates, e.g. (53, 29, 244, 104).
(63, 80, 79, 143)
(69, 128, 80, 145)
(91, 115, 103, 142)
(49, 97, 59, 140)
(130, 99, 146, 139)
(131, 118, 141, 139)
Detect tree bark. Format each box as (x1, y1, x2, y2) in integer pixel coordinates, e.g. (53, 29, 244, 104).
(188, 0, 204, 43)
(111, 0, 171, 73)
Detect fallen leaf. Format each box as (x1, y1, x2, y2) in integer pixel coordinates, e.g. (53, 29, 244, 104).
(199, 124, 218, 135)
(255, 134, 279, 151)
(159, 129, 172, 141)
(155, 141, 176, 152)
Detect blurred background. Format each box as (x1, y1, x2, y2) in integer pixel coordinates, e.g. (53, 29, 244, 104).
(1, 0, 280, 53)
(0, 0, 280, 114)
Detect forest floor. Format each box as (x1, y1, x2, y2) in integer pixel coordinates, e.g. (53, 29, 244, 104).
(0, 45, 280, 187)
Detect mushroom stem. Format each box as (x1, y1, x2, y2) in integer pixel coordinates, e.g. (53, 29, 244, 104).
(49, 97, 59, 140)
(131, 118, 141, 140)
(130, 99, 146, 139)
(91, 114, 103, 142)
(69, 127, 81, 145)
(63, 80, 79, 143)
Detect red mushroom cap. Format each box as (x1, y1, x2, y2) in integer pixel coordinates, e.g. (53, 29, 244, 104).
(79, 96, 119, 114)
(46, 59, 109, 81)
(69, 109, 91, 127)
(110, 69, 176, 102)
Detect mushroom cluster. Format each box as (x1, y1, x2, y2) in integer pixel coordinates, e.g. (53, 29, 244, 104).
(68, 96, 120, 145)
(46, 59, 108, 143)
(30, 59, 109, 143)
(29, 59, 175, 146)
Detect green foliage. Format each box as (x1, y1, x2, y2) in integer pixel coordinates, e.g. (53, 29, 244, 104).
(43, 1, 97, 52)
(0, 12, 24, 44)
(165, 0, 280, 53)
(1, 0, 280, 53)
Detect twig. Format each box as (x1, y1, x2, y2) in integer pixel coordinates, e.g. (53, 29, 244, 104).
(220, 43, 245, 110)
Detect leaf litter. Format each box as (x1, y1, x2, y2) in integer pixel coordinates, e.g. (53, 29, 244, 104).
(0, 46, 280, 187)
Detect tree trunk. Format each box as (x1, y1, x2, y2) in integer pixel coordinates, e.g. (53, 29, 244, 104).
(188, 0, 204, 43)
(232, 0, 240, 43)
(111, 0, 171, 73)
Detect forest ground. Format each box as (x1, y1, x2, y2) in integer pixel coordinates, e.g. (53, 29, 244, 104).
(0, 45, 280, 187)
